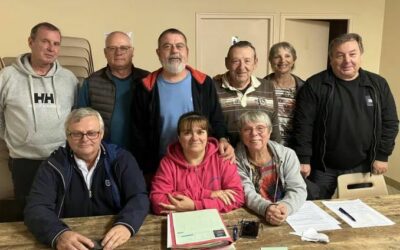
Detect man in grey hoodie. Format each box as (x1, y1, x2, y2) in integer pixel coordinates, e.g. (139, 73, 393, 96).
(0, 22, 78, 217)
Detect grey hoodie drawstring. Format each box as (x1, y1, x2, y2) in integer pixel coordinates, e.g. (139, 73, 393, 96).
(52, 74, 61, 118)
(27, 74, 38, 132)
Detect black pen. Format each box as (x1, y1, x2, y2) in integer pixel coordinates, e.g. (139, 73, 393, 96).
(339, 207, 356, 222)
(232, 225, 238, 241)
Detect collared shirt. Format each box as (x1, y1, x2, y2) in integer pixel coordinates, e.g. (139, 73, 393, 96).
(215, 72, 278, 145)
(220, 74, 262, 107)
(74, 150, 101, 191)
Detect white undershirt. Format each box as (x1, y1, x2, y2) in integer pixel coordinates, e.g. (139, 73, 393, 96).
(74, 151, 101, 191)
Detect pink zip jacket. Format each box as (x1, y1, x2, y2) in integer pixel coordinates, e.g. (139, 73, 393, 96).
(150, 137, 244, 214)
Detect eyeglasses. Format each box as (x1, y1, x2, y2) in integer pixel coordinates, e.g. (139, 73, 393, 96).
(68, 130, 100, 140)
(105, 46, 132, 54)
(242, 125, 268, 135)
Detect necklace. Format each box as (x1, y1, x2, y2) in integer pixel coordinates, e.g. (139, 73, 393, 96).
(273, 75, 296, 89)
(248, 148, 272, 167)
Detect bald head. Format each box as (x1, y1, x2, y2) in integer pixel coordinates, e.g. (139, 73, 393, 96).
(105, 31, 132, 47)
(104, 31, 134, 74)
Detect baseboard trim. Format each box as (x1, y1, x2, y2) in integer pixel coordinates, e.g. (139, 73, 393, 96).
(384, 176, 400, 191)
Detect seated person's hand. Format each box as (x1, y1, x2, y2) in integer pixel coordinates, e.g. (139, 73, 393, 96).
(102, 225, 131, 250)
(159, 194, 195, 214)
(211, 189, 237, 205)
(265, 203, 288, 226)
(300, 164, 311, 178)
(56, 230, 94, 250)
(218, 138, 236, 163)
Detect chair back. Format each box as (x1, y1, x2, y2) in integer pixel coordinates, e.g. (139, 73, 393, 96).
(59, 46, 91, 69)
(62, 36, 91, 52)
(0, 58, 5, 70)
(58, 56, 90, 72)
(337, 172, 388, 199)
(63, 65, 89, 78)
(2, 57, 16, 67)
(61, 36, 94, 73)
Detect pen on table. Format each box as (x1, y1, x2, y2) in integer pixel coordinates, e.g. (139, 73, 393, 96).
(339, 207, 356, 222)
(232, 225, 238, 241)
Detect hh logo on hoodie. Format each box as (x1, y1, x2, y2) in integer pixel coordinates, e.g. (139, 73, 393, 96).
(34, 93, 54, 104)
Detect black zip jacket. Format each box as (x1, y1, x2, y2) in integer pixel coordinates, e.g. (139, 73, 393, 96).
(24, 142, 149, 248)
(292, 67, 398, 171)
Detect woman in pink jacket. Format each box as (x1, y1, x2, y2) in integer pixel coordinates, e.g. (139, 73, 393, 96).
(150, 112, 244, 215)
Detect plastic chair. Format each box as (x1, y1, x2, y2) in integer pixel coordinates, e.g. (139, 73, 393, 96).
(59, 46, 92, 72)
(58, 56, 90, 73)
(61, 36, 94, 73)
(62, 36, 92, 53)
(337, 172, 388, 199)
(2, 57, 16, 67)
(0, 58, 5, 70)
(63, 65, 89, 78)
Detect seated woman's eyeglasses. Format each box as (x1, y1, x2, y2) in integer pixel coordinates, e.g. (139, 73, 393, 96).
(68, 131, 100, 140)
(105, 46, 132, 54)
(242, 126, 267, 135)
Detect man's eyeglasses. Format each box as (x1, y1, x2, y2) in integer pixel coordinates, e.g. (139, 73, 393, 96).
(105, 46, 132, 54)
(68, 131, 100, 140)
(242, 125, 268, 135)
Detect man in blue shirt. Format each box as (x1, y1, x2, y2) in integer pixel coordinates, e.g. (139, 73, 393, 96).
(132, 28, 234, 179)
(78, 31, 149, 150)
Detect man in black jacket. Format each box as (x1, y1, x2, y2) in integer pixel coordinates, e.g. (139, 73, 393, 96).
(292, 33, 398, 199)
(24, 108, 149, 250)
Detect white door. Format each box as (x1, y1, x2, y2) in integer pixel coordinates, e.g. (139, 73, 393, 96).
(283, 19, 330, 80)
(196, 14, 275, 78)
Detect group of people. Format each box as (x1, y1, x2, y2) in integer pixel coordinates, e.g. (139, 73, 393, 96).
(0, 21, 398, 250)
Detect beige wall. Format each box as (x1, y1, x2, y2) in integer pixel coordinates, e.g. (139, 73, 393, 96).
(1, 0, 398, 184)
(381, 0, 400, 183)
(0, 0, 386, 72)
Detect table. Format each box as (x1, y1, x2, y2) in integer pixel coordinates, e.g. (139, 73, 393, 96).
(0, 194, 399, 249)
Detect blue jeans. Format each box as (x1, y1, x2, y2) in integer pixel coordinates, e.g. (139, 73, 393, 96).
(310, 163, 370, 199)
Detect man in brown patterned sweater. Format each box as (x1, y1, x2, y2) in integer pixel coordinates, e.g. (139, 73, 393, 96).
(214, 41, 281, 146)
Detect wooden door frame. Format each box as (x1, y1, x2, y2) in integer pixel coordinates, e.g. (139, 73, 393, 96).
(279, 13, 353, 41)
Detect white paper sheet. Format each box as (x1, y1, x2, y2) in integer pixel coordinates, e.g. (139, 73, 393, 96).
(322, 199, 395, 228)
(167, 215, 172, 248)
(286, 201, 341, 233)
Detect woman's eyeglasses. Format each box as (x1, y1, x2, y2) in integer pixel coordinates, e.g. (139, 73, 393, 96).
(242, 126, 268, 135)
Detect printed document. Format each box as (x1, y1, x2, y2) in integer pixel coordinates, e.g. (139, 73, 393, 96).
(322, 199, 395, 228)
(286, 201, 341, 233)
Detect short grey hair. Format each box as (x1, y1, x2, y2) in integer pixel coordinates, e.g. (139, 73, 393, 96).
(64, 108, 104, 136)
(238, 111, 272, 133)
(328, 33, 364, 59)
(30, 22, 61, 40)
(226, 41, 257, 60)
